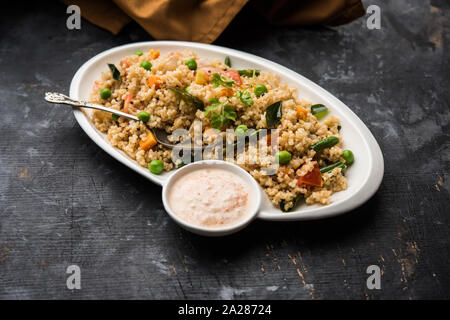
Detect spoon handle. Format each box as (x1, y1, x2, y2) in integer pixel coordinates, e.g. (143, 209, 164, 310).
(44, 92, 139, 121)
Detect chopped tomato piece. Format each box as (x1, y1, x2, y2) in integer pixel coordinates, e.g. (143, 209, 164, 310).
(225, 69, 242, 85)
(139, 132, 157, 151)
(146, 75, 161, 89)
(297, 162, 323, 187)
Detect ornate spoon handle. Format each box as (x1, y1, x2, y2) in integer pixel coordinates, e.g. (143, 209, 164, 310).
(44, 92, 139, 121)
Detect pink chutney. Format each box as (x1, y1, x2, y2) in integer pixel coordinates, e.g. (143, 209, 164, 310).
(168, 168, 252, 228)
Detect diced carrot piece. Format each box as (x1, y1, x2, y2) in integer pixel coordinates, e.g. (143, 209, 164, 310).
(296, 106, 308, 119)
(123, 94, 133, 113)
(148, 49, 160, 60)
(120, 59, 130, 68)
(139, 131, 157, 151)
(297, 162, 323, 187)
(147, 75, 161, 89)
(218, 88, 233, 97)
(225, 69, 242, 85)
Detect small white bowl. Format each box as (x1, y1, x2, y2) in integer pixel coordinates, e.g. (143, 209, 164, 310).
(162, 160, 262, 236)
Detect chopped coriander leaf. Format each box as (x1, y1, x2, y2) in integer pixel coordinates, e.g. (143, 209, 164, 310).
(211, 73, 235, 88)
(208, 97, 220, 104)
(210, 113, 226, 129)
(204, 98, 236, 129)
(204, 104, 219, 116)
(237, 90, 254, 107)
(223, 106, 237, 121)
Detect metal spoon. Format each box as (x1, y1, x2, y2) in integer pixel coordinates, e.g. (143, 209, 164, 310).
(44, 92, 176, 148)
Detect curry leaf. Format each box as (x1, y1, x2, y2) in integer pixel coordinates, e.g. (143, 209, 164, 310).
(108, 63, 121, 81)
(311, 104, 328, 120)
(225, 56, 231, 68)
(168, 86, 204, 110)
(280, 194, 303, 212)
(265, 101, 282, 127)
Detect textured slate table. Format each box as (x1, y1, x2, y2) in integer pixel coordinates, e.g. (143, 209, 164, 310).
(0, 0, 448, 299)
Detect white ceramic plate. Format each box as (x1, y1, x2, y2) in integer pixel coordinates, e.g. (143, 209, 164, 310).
(70, 41, 384, 221)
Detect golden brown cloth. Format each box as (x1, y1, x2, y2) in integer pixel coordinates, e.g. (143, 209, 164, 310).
(62, 0, 365, 43)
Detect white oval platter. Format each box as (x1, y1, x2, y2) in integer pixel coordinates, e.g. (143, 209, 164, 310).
(70, 41, 384, 221)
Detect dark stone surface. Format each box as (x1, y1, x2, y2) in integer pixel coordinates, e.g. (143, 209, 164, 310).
(0, 0, 448, 299)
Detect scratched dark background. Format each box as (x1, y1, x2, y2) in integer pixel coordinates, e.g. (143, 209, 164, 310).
(0, 0, 448, 299)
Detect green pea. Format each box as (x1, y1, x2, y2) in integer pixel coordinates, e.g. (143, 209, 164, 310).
(140, 61, 152, 71)
(100, 88, 111, 99)
(137, 111, 150, 123)
(135, 51, 143, 56)
(111, 114, 119, 122)
(235, 125, 248, 137)
(275, 150, 291, 164)
(342, 150, 354, 165)
(254, 84, 268, 97)
(185, 58, 197, 70)
(149, 160, 164, 174)
(185, 86, 191, 93)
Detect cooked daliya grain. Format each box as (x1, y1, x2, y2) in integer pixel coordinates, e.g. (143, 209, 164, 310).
(90, 49, 348, 210)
